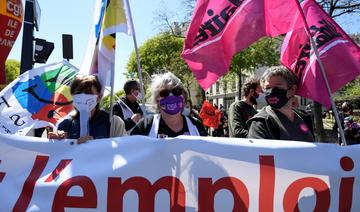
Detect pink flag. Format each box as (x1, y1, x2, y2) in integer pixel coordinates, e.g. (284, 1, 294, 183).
(181, 0, 303, 90)
(281, 0, 360, 108)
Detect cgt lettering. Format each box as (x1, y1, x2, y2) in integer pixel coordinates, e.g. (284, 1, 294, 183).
(7, 0, 23, 17)
(8, 155, 357, 211)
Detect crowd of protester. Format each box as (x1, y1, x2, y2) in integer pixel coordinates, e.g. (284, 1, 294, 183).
(44, 65, 358, 145)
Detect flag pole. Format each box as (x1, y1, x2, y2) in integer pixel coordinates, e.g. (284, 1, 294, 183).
(124, 0, 148, 126)
(109, 63, 116, 135)
(294, 0, 347, 145)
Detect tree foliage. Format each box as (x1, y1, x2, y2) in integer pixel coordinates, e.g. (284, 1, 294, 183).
(101, 90, 125, 111)
(126, 33, 196, 96)
(230, 38, 280, 73)
(5, 59, 20, 84)
(338, 77, 360, 98)
(229, 37, 281, 97)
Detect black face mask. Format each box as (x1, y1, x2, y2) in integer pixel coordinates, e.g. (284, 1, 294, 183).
(264, 87, 290, 109)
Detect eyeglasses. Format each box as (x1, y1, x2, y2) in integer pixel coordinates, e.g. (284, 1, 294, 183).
(159, 87, 184, 97)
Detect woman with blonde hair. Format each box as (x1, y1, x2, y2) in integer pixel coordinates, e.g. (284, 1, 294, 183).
(131, 72, 207, 138)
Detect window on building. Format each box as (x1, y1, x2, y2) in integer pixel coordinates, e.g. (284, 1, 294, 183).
(223, 82, 227, 93)
(231, 80, 236, 91)
(224, 97, 236, 112)
(216, 82, 220, 93)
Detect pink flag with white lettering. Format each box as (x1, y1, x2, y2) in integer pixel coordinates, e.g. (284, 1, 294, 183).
(181, 0, 303, 90)
(281, 0, 360, 108)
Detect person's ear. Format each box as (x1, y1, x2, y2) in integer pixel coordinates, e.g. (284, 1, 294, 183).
(248, 89, 254, 96)
(288, 85, 297, 97)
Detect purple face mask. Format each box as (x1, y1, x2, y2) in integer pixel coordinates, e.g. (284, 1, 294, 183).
(160, 95, 184, 115)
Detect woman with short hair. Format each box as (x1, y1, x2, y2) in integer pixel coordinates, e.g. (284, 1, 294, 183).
(247, 66, 314, 142)
(131, 72, 207, 138)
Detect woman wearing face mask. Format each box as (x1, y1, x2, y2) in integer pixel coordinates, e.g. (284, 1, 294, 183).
(183, 99, 202, 121)
(247, 66, 314, 142)
(48, 75, 126, 143)
(131, 72, 207, 138)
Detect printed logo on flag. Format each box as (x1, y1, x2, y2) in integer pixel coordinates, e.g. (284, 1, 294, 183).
(0, 62, 78, 136)
(6, 0, 22, 18)
(192, 0, 243, 47)
(11, 65, 76, 125)
(292, 19, 343, 81)
(281, 0, 360, 108)
(0, 0, 23, 84)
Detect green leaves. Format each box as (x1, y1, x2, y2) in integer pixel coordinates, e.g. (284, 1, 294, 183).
(5, 59, 20, 84)
(230, 37, 281, 75)
(126, 32, 196, 95)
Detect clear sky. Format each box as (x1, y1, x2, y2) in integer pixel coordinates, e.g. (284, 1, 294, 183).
(8, 0, 183, 91)
(8, 0, 360, 91)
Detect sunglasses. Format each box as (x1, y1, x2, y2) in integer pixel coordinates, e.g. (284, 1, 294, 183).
(159, 87, 184, 97)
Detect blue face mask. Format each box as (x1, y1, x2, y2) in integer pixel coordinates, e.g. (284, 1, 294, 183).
(160, 95, 184, 115)
(183, 107, 191, 116)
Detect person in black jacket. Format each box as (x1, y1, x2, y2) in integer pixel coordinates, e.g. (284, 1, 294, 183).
(229, 76, 262, 138)
(247, 66, 314, 142)
(113, 80, 143, 133)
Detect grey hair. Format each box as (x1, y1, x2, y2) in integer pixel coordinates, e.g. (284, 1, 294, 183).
(261, 66, 298, 88)
(150, 72, 187, 112)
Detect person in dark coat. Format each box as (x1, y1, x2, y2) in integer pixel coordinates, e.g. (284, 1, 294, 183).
(247, 66, 314, 142)
(113, 80, 143, 133)
(229, 76, 262, 138)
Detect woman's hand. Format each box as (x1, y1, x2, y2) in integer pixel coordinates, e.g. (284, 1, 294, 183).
(77, 135, 94, 144)
(47, 130, 67, 139)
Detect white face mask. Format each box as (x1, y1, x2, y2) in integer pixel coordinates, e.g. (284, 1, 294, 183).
(72, 94, 98, 112)
(182, 107, 191, 116)
(258, 93, 266, 101)
(72, 94, 98, 137)
(135, 92, 143, 101)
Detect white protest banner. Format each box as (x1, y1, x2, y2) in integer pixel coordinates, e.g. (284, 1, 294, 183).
(0, 133, 359, 211)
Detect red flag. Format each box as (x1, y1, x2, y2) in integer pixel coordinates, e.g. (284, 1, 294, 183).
(0, 0, 23, 85)
(199, 101, 221, 128)
(181, 0, 303, 90)
(281, 0, 360, 108)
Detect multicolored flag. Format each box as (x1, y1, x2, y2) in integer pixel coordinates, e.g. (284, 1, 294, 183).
(0, 0, 23, 85)
(81, 0, 131, 88)
(281, 0, 360, 108)
(0, 61, 78, 135)
(181, 0, 304, 90)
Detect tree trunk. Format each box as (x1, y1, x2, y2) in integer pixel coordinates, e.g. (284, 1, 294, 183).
(186, 86, 191, 99)
(199, 85, 206, 102)
(237, 72, 242, 100)
(313, 102, 326, 142)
